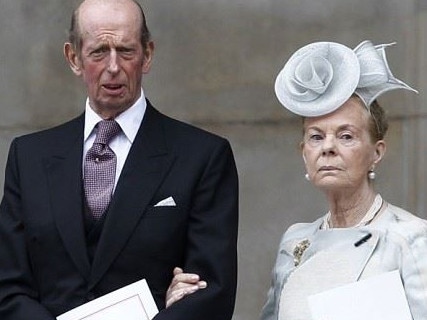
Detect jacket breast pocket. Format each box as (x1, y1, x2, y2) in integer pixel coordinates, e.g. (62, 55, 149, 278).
(144, 206, 179, 219)
(123, 206, 187, 261)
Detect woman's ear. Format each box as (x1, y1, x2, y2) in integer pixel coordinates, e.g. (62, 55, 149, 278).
(300, 142, 307, 164)
(64, 42, 82, 76)
(373, 140, 386, 165)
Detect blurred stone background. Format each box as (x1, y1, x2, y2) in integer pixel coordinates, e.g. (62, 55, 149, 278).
(0, 0, 426, 319)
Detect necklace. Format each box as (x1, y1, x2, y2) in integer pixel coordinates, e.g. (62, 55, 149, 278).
(322, 194, 384, 229)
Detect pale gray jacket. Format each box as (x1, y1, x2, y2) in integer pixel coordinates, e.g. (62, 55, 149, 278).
(260, 202, 427, 320)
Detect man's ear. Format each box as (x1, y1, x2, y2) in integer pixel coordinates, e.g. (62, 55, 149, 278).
(141, 41, 155, 74)
(64, 42, 82, 76)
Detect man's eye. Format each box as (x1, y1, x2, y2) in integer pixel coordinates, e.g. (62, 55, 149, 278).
(118, 48, 135, 57)
(91, 48, 108, 57)
(118, 48, 132, 53)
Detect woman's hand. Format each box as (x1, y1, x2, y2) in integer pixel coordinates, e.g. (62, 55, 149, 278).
(165, 267, 207, 308)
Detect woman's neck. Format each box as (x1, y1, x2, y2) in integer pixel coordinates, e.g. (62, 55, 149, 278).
(326, 188, 377, 228)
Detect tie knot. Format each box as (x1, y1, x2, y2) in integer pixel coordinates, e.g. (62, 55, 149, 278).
(94, 120, 121, 145)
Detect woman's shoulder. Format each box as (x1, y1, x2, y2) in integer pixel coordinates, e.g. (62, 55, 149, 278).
(376, 202, 427, 244)
(385, 203, 427, 226)
(282, 216, 324, 240)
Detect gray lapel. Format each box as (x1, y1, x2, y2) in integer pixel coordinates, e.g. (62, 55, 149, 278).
(280, 222, 380, 283)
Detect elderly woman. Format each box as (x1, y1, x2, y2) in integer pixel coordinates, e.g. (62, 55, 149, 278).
(166, 41, 427, 320)
(259, 40, 427, 320)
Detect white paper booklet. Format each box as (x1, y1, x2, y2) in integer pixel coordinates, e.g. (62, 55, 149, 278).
(308, 270, 412, 320)
(57, 279, 159, 320)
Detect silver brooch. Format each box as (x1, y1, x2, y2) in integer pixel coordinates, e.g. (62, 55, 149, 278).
(293, 239, 310, 266)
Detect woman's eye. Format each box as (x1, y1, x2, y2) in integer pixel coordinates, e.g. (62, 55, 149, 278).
(305, 134, 323, 146)
(338, 133, 358, 146)
(310, 134, 323, 141)
(340, 133, 353, 140)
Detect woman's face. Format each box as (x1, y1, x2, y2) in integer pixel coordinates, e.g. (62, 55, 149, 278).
(301, 97, 385, 193)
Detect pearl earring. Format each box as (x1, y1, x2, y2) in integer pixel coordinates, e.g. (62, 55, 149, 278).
(368, 170, 376, 180)
(305, 173, 310, 181)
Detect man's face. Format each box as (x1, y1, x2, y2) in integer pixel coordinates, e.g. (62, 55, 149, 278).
(65, 0, 153, 118)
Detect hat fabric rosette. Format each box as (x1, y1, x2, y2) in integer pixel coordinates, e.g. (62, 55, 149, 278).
(275, 40, 418, 117)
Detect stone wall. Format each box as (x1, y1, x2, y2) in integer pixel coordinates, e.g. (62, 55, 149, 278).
(1, 1, 426, 319)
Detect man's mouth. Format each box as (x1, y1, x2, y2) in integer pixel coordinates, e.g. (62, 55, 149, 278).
(103, 84, 123, 90)
(102, 84, 125, 95)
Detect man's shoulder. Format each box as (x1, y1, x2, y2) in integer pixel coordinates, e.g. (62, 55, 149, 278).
(14, 114, 83, 147)
(149, 103, 229, 145)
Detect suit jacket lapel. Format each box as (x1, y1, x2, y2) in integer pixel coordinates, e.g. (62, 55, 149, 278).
(44, 115, 91, 280)
(89, 103, 175, 288)
(353, 231, 379, 280)
(305, 229, 379, 282)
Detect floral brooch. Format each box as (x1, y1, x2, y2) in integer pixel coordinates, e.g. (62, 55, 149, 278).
(293, 239, 310, 266)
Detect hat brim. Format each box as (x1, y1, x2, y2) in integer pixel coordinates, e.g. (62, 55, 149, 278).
(275, 42, 360, 117)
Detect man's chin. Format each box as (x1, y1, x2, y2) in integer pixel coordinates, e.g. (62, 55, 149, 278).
(93, 99, 133, 117)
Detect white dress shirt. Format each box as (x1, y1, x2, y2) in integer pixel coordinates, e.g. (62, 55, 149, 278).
(83, 89, 147, 190)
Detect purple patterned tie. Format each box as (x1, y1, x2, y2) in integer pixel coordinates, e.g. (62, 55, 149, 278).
(84, 120, 121, 220)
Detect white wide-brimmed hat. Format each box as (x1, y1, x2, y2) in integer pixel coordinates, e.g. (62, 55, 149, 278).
(274, 40, 418, 117)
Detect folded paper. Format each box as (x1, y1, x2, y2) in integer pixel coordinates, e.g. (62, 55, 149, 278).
(308, 270, 412, 320)
(57, 279, 158, 320)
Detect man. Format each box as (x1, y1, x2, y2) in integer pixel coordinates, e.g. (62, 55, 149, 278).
(0, 0, 238, 319)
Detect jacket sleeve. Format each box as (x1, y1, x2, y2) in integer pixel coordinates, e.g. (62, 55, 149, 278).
(259, 267, 279, 320)
(154, 139, 239, 320)
(259, 230, 291, 320)
(398, 222, 427, 320)
(0, 139, 56, 320)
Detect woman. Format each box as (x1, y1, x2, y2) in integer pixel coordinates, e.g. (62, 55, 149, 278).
(166, 40, 427, 320)
(260, 40, 427, 320)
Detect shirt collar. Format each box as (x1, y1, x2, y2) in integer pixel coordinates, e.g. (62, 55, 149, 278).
(84, 89, 147, 143)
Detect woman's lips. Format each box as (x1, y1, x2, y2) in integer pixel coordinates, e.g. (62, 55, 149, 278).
(319, 166, 340, 172)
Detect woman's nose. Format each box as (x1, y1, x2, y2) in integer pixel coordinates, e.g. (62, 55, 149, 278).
(321, 135, 337, 155)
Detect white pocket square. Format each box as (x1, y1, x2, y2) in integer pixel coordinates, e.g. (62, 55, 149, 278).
(154, 196, 176, 207)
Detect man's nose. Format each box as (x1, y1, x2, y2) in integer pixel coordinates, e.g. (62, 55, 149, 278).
(107, 50, 119, 74)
